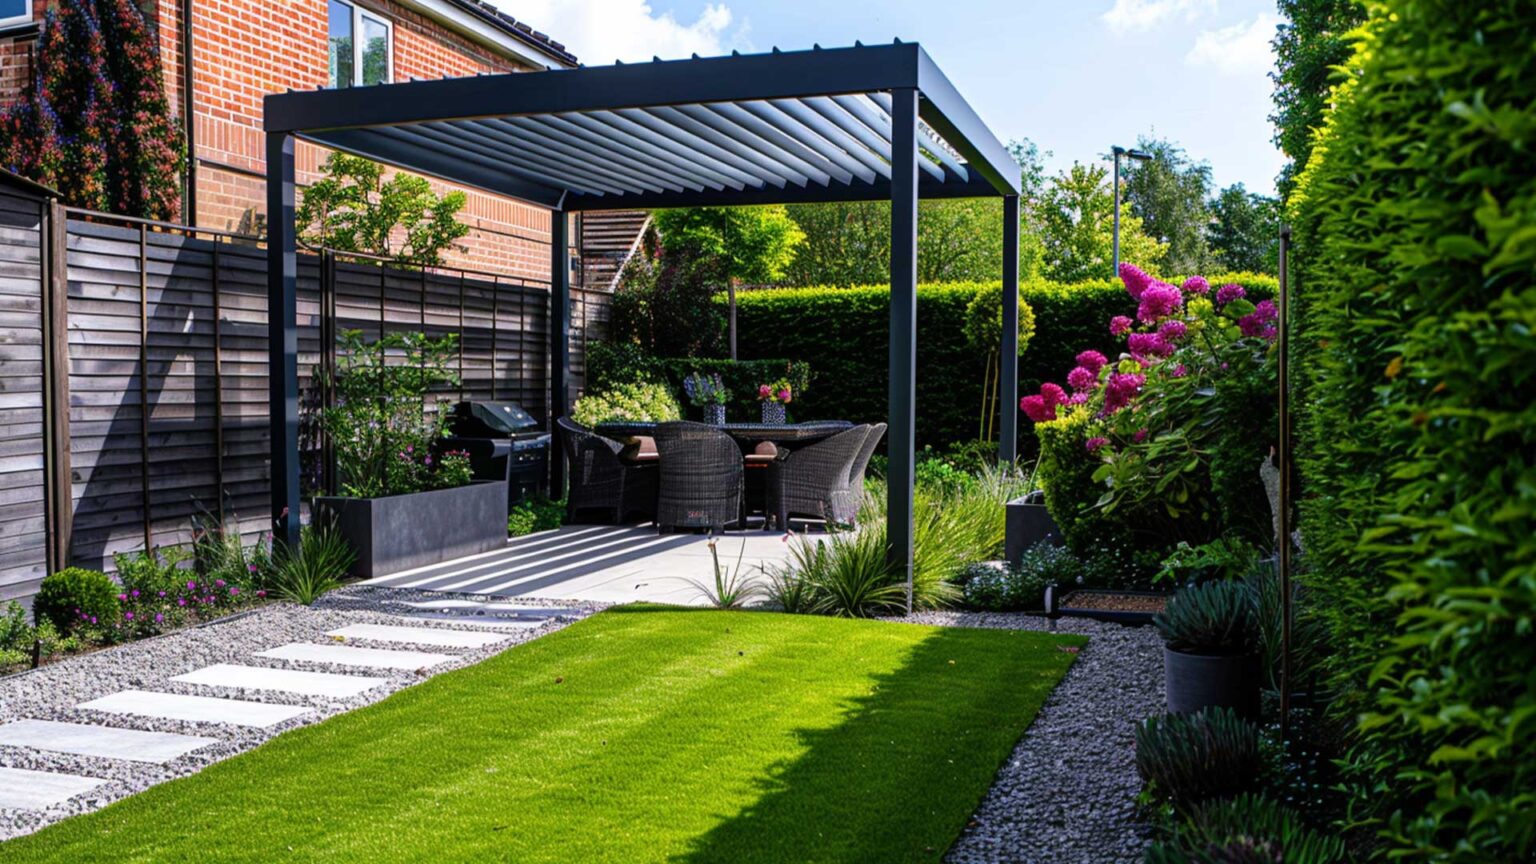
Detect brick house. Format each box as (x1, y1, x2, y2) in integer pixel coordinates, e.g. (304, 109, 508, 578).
(0, 0, 648, 289)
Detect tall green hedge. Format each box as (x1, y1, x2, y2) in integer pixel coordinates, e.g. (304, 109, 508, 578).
(1290, 1, 1536, 858)
(731, 275, 1275, 451)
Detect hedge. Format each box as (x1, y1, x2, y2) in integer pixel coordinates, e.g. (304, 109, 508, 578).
(731, 274, 1275, 452)
(1290, 1, 1536, 858)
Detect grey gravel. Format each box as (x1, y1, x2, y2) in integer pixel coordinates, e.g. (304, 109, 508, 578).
(0, 586, 597, 841)
(888, 611, 1163, 864)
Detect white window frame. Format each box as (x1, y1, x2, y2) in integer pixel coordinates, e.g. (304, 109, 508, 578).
(330, 0, 393, 88)
(0, 0, 33, 29)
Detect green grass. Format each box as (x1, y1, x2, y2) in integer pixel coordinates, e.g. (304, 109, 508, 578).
(1, 607, 1084, 864)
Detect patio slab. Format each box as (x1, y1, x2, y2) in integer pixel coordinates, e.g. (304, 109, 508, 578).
(255, 643, 456, 671)
(0, 719, 218, 764)
(172, 664, 390, 699)
(0, 766, 106, 810)
(325, 623, 509, 649)
(76, 691, 311, 729)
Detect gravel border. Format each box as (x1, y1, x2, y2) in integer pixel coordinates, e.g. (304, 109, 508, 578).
(883, 611, 1163, 864)
(0, 586, 598, 841)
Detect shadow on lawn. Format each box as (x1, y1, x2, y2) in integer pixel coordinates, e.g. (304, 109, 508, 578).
(653, 613, 1069, 864)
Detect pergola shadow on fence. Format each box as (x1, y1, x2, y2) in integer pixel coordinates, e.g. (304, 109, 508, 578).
(264, 42, 1023, 605)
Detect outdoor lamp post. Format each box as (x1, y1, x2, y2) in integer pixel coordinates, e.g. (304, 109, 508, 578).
(1111, 145, 1152, 276)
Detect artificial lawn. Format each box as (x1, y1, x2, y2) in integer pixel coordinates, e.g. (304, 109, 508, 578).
(2, 607, 1083, 864)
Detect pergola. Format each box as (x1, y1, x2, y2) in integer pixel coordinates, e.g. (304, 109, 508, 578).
(263, 42, 1022, 605)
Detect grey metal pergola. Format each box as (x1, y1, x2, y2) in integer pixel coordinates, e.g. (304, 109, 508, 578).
(263, 42, 1022, 608)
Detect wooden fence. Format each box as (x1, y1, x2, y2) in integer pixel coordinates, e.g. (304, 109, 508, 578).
(0, 204, 608, 602)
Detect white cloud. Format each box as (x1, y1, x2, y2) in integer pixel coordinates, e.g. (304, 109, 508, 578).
(505, 0, 739, 65)
(1185, 13, 1281, 77)
(1101, 0, 1218, 34)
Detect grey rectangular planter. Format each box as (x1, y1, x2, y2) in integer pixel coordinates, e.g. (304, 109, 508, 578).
(312, 480, 508, 579)
(1004, 491, 1062, 564)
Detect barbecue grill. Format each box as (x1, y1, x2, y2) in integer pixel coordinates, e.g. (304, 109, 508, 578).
(440, 400, 550, 506)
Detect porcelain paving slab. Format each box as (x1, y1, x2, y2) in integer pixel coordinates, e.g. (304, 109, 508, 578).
(396, 600, 573, 617)
(325, 623, 508, 649)
(255, 642, 456, 670)
(171, 664, 389, 699)
(397, 613, 544, 630)
(0, 719, 217, 765)
(76, 691, 310, 729)
(0, 766, 107, 810)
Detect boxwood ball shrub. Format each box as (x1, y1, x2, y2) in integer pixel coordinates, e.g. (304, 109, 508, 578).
(33, 567, 120, 634)
(1289, 1, 1536, 857)
(1135, 707, 1261, 808)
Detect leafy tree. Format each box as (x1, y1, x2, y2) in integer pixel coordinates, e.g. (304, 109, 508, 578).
(1270, 0, 1366, 197)
(297, 152, 470, 265)
(1122, 136, 1215, 275)
(608, 242, 727, 359)
(1208, 184, 1280, 273)
(1035, 162, 1165, 283)
(0, 0, 184, 219)
(652, 206, 804, 284)
(781, 201, 889, 286)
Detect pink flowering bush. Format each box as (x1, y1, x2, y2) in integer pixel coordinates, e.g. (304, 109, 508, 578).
(1026, 263, 1278, 553)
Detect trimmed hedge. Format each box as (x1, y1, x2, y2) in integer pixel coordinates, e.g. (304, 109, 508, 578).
(732, 275, 1275, 451)
(1290, 1, 1536, 858)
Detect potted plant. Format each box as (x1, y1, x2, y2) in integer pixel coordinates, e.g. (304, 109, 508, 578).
(683, 371, 729, 425)
(757, 377, 793, 424)
(1153, 579, 1261, 718)
(312, 330, 508, 579)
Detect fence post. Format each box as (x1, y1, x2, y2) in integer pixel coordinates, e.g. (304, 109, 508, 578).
(41, 200, 72, 572)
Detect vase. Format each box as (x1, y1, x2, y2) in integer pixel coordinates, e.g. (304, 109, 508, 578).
(704, 404, 726, 425)
(760, 401, 786, 424)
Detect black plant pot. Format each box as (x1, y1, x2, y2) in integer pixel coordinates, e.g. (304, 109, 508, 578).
(313, 480, 508, 579)
(1004, 491, 1061, 564)
(1164, 647, 1261, 719)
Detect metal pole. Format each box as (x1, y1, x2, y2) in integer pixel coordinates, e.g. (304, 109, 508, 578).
(1111, 150, 1121, 277)
(1278, 224, 1294, 747)
(549, 208, 570, 499)
(266, 131, 300, 550)
(998, 194, 1019, 465)
(888, 87, 919, 615)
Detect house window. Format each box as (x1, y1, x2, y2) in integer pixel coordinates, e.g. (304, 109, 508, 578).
(0, 0, 32, 29)
(328, 0, 391, 89)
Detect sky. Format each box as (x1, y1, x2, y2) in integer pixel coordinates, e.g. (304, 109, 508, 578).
(503, 0, 1287, 196)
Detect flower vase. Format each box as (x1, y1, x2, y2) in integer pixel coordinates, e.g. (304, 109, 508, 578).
(761, 401, 786, 424)
(704, 404, 726, 426)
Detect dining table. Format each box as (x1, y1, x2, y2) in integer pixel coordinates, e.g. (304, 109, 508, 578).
(593, 419, 854, 448)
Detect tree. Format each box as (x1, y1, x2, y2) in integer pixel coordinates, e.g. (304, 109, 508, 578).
(1208, 184, 1280, 273)
(1270, 0, 1366, 197)
(651, 206, 804, 284)
(0, 0, 184, 219)
(297, 152, 470, 265)
(1035, 162, 1165, 283)
(1122, 136, 1215, 275)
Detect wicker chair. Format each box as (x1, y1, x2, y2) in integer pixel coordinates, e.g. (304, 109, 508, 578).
(767, 424, 876, 530)
(842, 422, 887, 515)
(557, 417, 658, 524)
(652, 421, 744, 533)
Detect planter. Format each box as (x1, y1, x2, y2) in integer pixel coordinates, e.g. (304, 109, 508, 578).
(1005, 491, 1061, 564)
(1051, 587, 1169, 625)
(760, 401, 786, 424)
(313, 480, 508, 579)
(703, 404, 726, 425)
(1164, 648, 1261, 719)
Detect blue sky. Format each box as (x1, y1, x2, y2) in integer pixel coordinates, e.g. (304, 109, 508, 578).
(507, 0, 1285, 196)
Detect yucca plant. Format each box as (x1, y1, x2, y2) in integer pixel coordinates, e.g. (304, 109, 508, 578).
(1135, 707, 1261, 807)
(685, 538, 764, 609)
(762, 558, 815, 614)
(1153, 579, 1259, 656)
(264, 526, 355, 606)
(789, 531, 906, 618)
(1145, 793, 1348, 864)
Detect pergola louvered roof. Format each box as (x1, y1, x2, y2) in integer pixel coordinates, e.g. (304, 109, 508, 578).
(264, 42, 1020, 211)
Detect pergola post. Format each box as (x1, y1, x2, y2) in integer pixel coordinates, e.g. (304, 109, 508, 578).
(549, 207, 570, 499)
(998, 194, 1020, 464)
(266, 131, 300, 550)
(888, 87, 919, 614)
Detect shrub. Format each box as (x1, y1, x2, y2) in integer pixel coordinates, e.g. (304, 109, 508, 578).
(1154, 580, 1260, 656)
(570, 381, 681, 427)
(264, 526, 355, 606)
(1155, 538, 1261, 587)
(1146, 793, 1348, 864)
(785, 530, 907, 618)
(508, 497, 564, 537)
(1288, 1, 1536, 856)
(0, 600, 31, 668)
(1136, 707, 1262, 807)
(961, 543, 1084, 612)
(33, 567, 119, 634)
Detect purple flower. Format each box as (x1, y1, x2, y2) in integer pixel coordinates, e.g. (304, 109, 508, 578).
(1020, 394, 1055, 423)
(1182, 276, 1210, 295)
(1128, 332, 1174, 360)
(1157, 320, 1188, 343)
(1133, 429, 1149, 443)
(1039, 383, 1067, 407)
(154, 613, 163, 623)
(1215, 283, 1246, 306)
(1171, 364, 1188, 378)
(158, 591, 166, 598)
(1110, 315, 1133, 336)
(1119, 262, 1154, 299)
(1076, 350, 1108, 373)
(1239, 302, 1278, 339)
(131, 589, 139, 598)
(1136, 282, 1183, 323)
(215, 579, 225, 588)
(1085, 436, 1109, 453)
(186, 580, 196, 591)
(230, 587, 240, 596)
(124, 611, 134, 621)
(1102, 373, 1145, 414)
(177, 598, 187, 607)
(1067, 366, 1098, 392)
(117, 593, 127, 602)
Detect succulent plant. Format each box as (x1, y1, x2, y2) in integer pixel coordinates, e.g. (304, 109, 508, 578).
(1153, 579, 1259, 655)
(1144, 793, 1348, 863)
(1135, 707, 1261, 807)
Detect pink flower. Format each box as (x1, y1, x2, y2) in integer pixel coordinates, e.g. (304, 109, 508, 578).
(124, 611, 134, 621)
(1239, 302, 1278, 339)
(1102, 373, 1145, 414)
(1085, 436, 1109, 453)
(758, 384, 771, 398)
(1215, 283, 1246, 306)
(256, 590, 267, 598)
(1128, 332, 1174, 359)
(1182, 276, 1210, 295)
(186, 580, 196, 591)
(1067, 366, 1098, 392)
(1039, 383, 1067, 407)
(1020, 394, 1056, 423)
(1119, 262, 1154, 299)
(1133, 428, 1149, 443)
(1110, 315, 1133, 336)
(154, 613, 163, 623)
(1136, 282, 1183, 323)
(1157, 320, 1188, 343)
(118, 593, 127, 601)
(777, 389, 792, 404)
(229, 587, 240, 596)
(1069, 391, 1090, 405)
(1076, 350, 1108, 373)
(1171, 364, 1188, 378)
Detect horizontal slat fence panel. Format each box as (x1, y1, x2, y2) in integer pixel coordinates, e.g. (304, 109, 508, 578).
(0, 190, 46, 601)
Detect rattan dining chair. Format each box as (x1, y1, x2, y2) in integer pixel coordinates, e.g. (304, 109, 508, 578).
(557, 417, 658, 524)
(652, 421, 745, 533)
(767, 423, 878, 531)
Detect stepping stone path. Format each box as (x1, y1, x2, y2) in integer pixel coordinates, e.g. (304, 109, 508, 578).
(0, 608, 568, 817)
